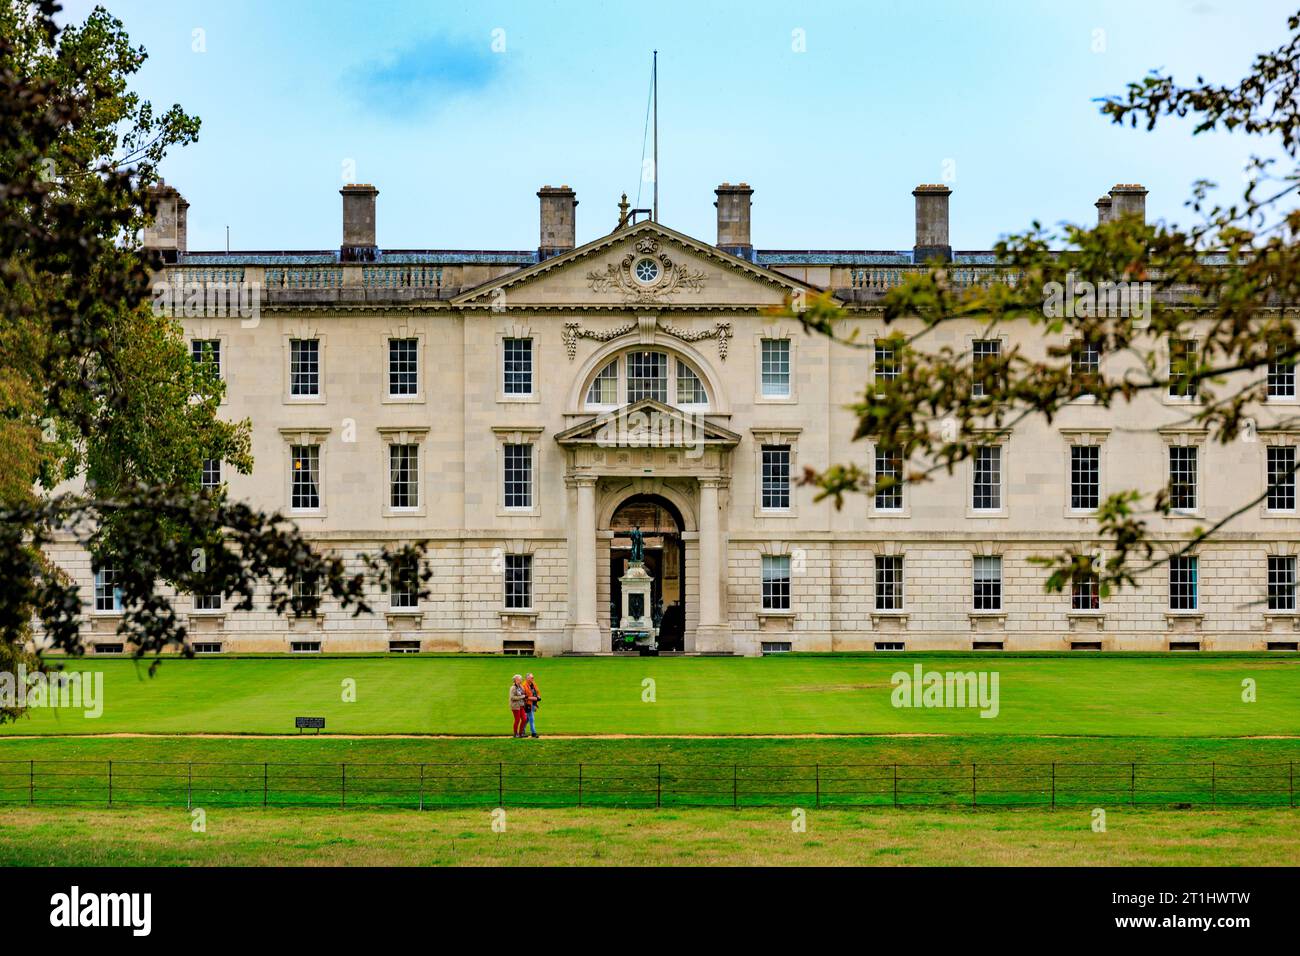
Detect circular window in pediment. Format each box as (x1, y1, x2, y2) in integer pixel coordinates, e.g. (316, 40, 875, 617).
(633, 257, 660, 285)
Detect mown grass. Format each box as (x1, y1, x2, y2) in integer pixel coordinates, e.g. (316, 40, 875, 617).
(6, 654, 1299, 736)
(0, 736, 1295, 810)
(0, 804, 1295, 866)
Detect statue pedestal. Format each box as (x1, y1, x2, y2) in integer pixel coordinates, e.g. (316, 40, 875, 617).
(618, 560, 657, 650)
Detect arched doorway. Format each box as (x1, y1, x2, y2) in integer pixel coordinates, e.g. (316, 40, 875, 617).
(608, 494, 686, 652)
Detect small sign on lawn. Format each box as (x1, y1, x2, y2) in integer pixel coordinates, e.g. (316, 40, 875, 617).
(295, 716, 325, 734)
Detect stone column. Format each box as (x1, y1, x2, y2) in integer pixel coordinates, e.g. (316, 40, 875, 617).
(570, 476, 602, 653)
(695, 477, 734, 653)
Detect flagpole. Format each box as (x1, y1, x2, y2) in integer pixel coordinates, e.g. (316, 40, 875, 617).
(652, 50, 658, 222)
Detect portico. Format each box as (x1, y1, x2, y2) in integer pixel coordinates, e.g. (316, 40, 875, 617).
(557, 401, 741, 654)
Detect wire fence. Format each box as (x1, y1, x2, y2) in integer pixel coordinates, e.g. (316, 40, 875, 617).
(0, 760, 1296, 811)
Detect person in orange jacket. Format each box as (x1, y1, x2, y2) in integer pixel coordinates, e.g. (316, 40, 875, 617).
(523, 672, 541, 738)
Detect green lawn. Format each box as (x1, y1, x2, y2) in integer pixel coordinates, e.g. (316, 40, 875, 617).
(1, 803, 1296, 866)
(4, 653, 1298, 736)
(0, 736, 1295, 809)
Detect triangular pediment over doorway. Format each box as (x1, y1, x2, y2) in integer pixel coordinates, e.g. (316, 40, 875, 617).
(453, 219, 829, 311)
(556, 398, 741, 448)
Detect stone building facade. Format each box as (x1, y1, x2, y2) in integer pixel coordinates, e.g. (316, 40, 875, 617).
(53, 179, 1300, 655)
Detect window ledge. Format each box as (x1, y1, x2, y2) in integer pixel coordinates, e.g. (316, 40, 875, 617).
(871, 611, 909, 631)
(968, 612, 1006, 633)
(383, 507, 427, 519)
(87, 614, 122, 633)
(500, 609, 537, 618)
(756, 609, 795, 618)
(1264, 612, 1300, 633)
(386, 609, 424, 628)
(1067, 611, 1105, 633)
(1165, 612, 1204, 633)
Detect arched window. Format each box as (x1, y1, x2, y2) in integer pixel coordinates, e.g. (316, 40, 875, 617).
(583, 349, 711, 410)
(587, 360, 618, 404)
(676, 361, 706, 405)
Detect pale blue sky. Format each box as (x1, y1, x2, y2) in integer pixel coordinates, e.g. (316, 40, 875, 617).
(67, 0, 1294, 251)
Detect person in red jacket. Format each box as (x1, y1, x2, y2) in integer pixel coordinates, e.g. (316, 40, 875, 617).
(509, 675, 528, 737)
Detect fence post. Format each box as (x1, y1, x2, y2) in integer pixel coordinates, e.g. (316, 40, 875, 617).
(418, 764, 425, 812)
(107, 760, 113, 808)
(578, 763, 584, 808)
(498, 762, 503, 807)
(341, 763, 346, 808)
(187, 762, 192, 811)
(971, 763, 977, 808)
(656, 764, 662, 809)
(815, 764, 820, 809)
(1050, 762, 1056, 810)
(263, 763, 268, 808)
(893, 764, 899, 808)
(732, 765, 738, 809)
(28, 760, 33, 807)
(1130, 762, 1135, 807)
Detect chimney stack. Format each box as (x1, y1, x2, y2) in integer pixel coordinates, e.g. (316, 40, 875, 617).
(1108, 183, 1147, 223)
(714, 182, 754, 260)
(912, 184, 952, 263)
(538, 185, 578, 260)
(1095, 194, 1113, 225)
(340, 183, 379, 262)
(143, 179, 189, 262)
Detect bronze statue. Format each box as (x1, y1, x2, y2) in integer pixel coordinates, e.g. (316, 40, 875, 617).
(629, 525, 644, 564)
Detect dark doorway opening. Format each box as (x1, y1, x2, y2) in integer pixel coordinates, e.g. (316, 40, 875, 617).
(609, 494, 686, 651)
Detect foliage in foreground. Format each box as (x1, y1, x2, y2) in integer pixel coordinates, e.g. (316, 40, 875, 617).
(776, 11, 1300, 600)
(0, 3, 427, 691)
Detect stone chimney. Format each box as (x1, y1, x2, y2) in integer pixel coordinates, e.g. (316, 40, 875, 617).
(912, 184, 952, 263)
(340, 183, 379, 262)
(1095, 194, 1113, 225)
(1108, 183, 1147, 222)
(538, 185, 578, 260)
(143, 179, 189, 262)
(714, 182, 754, 260)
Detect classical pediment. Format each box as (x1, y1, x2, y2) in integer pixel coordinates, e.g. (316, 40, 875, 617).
(556, 398, 741, 448)
(453, 220, 826, 311)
